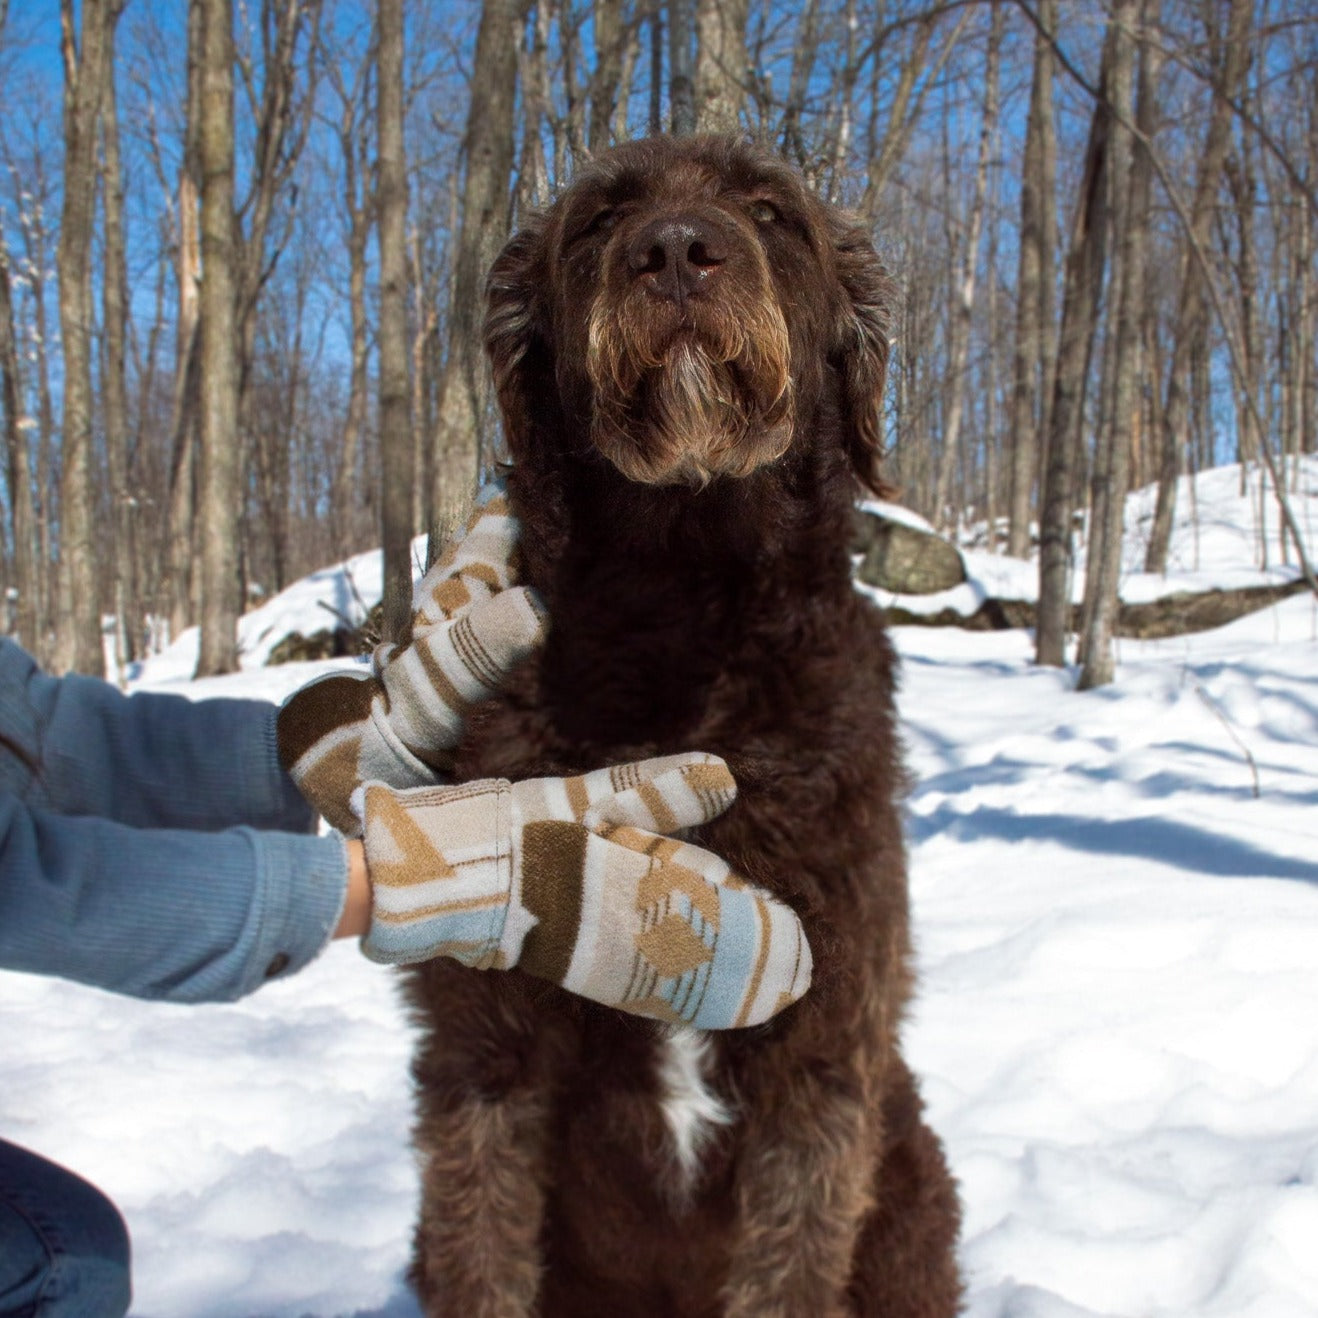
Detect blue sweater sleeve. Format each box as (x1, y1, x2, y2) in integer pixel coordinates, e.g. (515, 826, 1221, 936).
(0, 639, 350, 1001)
(0, 639, 316, 833)
(0, 794, 348, 1001)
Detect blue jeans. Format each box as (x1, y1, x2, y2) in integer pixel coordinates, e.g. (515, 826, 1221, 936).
(0, 1141, 131, 1318)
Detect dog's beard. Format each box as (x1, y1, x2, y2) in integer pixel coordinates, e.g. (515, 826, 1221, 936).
(585, 290, 794, 487)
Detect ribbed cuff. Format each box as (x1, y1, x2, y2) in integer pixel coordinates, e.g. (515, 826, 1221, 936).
(239, 828, 351, 992)
(258, 704, 322, 834)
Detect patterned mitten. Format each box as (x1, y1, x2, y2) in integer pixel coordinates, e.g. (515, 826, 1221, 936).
(277, 490, 545, 835)
(354, 752, 812, 1029)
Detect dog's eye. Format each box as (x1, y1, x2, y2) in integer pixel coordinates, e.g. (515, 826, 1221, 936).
(747, 200, 781, 225)
(577, 208, 619, 242)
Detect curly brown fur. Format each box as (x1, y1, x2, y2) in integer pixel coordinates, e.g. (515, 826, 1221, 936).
(405, 134, 961, 1317)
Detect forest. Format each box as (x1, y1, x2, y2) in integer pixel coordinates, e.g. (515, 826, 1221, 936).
(0, 0, 1314, 689)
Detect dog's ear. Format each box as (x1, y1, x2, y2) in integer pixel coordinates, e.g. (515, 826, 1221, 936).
(484, 213, 553, 471)
(484, 211, 571, 581)
(830, 217, 898, 500)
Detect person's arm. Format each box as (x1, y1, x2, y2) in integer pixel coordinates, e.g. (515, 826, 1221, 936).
(0, 638, 316, 834)
(336, 839, 371, 940)
(0, 788, 348, 1003)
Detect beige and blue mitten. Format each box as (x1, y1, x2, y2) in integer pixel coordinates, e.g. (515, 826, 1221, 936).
(353, 752, 812, 1029)
(277, 490, 545, 835)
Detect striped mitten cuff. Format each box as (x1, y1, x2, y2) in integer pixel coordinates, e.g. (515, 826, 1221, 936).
(277, 490, 545, 836)
(354, 754, 813, 1030)
(276, 670, 434, 835)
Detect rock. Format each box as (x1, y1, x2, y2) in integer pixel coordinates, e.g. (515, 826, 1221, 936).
(876, 579, 1309, 638)
(852, 508, 966, 595)
(1116, 579, 1309, 638)
(265, 601, 383, 665)
(266, 628, 356, 665)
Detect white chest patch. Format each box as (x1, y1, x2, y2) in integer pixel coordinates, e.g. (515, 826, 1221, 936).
(655, 1028, 734, 1190)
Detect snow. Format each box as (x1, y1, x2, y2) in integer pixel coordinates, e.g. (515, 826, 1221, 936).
(900, 595, 1318, 1318)
(3, 462, 1318, 1317)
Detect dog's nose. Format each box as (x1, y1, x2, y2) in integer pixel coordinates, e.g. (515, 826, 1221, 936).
(626, 215, 727, 302)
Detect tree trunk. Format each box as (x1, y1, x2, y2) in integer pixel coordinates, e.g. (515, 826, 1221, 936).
(648, 0, 663, 136)
(0, 8, 37, 649)
(378, 0, 413, 642)
(0, 236, 36, 648)
(983, 116, 1001, 546)
(557, 0, 587, 167)
(1298, 99, 1315, 458)
(588, 0, 626, 153)
(1006, 0, 1056, 559)
(780, 0, 821, 169)
(1143, 0, 1252, 573)
(5, 171, 57, 654)
(329, 51, 373, 554)
(515, 0, 551, 213)
(55, 0, 114, 676)
(932, 3, 1002, 529)
(231, 0, 320, 612)
(101, 2, 135, 670)
(668, 0, 696, 135)
(27, 207, 57, 657)
(694, 0, 747, 134)
(857, 12, 966, 220)
(166, 0, 204, 642)
(195, 0, 242, 676)
(1079, 0, 1153, 690)
(425, 0, 527, 577)
(1224, 145, 1261, 471)
(1035, 28, 1114, 669)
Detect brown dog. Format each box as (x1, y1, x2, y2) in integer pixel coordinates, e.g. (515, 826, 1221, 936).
(403, 134, 962, 1318)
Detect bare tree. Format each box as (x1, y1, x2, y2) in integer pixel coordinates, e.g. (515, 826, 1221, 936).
(1006, 0, 1057, 559)
(1143, 0, 1252, 573)
(0, 231, 35, 647)
(931, 4, 1002, 529)
(10, 142, 61, 651)
(54, 0, 117, 676)
(101, 0, 135, 670)
(587, 0, 629, 152)
(424, 0, 529, 575)
(1035, 22, 1115, 669)
(857, 10, 968, 219)
(194, 0, 242, 676)
(7, 0, 1315, 668)
(325, 31, 375, 550)
(1079, 0, 1155, 690)
(0, 4, 37, 649)
(515, 0, 551, 210)
(164, 0, 204, 641)
(694, 0, 748, 133)
(779, 0, 822, 167)
(668, 0, 695, 134)
(378, 0, 412, 642)
(231, 0, 321, 421)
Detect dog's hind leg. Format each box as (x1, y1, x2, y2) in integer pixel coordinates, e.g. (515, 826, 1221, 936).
(845, 1058, 962, 1318)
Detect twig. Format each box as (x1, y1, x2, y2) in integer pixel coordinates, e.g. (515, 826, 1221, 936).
(1193, 681, 1261, 799)
(313, 562, 381, 652)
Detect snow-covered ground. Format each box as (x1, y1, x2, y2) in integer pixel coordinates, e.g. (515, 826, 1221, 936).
(3, 462, 1317, 1317)
(867, 457, 1317, 621)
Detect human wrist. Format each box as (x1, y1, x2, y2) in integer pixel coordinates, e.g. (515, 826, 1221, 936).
(335, 839, 372, 940)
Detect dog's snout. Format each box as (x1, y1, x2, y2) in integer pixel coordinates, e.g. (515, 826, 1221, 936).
(626, 214, 727, 302)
